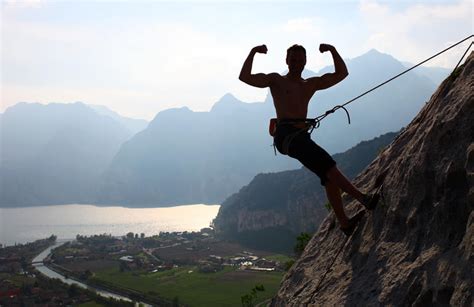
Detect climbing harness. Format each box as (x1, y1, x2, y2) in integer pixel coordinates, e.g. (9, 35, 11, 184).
(271, 118, 318, 155)
(270, 34, 473, 154)
(269, 118, 317, 137)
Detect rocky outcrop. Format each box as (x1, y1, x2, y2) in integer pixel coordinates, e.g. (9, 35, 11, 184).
(271, 53, 473, 306)
(467, 143, 474, 207)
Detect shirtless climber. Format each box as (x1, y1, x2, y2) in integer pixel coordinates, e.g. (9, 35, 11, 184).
(239, 43, 379, 236)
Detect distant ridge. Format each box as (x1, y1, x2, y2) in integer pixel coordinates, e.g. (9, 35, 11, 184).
(0, 102, 136, 206)
(1, 49, 448, 207)
(89, 104, 149, 134)
(98, 49, 439, 207)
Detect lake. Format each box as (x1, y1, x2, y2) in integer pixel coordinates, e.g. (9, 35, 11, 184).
(0, 204, 220, 246)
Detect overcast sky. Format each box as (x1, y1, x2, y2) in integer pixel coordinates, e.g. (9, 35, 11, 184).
(1, 0, 472, 120)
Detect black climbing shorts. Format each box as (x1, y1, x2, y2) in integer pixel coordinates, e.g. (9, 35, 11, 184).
(274, 123, 336, 186)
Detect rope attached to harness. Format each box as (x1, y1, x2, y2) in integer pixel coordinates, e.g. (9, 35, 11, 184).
(308, 105, 351, 134)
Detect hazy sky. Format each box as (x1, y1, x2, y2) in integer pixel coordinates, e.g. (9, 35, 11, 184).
(1, 0, 472, 120)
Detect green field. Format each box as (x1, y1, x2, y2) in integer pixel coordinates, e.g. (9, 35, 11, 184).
(93, 266, 284, 306)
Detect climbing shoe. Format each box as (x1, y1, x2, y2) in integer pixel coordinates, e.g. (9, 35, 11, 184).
(361, 192, 380, 211)
(340, 210, 365, 236)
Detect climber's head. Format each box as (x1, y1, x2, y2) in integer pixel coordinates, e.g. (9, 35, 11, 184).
(286, 44, 306, 74)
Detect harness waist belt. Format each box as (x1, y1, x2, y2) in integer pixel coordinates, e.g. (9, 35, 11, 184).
(269, 118, 315, 136)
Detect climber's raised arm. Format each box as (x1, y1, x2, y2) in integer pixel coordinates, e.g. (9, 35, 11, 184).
(307, 44, 348, 91)
(239, 45, 277, 88)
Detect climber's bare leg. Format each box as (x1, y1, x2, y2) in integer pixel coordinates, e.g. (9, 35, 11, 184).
(326, 166, 364, 202)
(325, 180, 349, 228)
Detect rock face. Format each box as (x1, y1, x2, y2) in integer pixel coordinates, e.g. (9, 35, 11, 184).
(271, 53, 473, 306)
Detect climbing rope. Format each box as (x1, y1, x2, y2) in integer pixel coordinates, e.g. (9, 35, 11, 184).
(310, 187, 386, 301)
(453, 40, 473, 72)
(311, 230, 352, 297)
(307, 34, 473, 133)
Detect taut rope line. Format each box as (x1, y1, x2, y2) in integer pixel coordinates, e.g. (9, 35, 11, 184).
(307, 34, 474, 133)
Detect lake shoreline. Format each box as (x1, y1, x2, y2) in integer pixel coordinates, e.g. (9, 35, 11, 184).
(0, 202, 220, 209)
(0, 203, 220, 246)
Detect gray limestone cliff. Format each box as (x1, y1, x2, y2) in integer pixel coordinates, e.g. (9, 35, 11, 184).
(271, 53, 474, 306)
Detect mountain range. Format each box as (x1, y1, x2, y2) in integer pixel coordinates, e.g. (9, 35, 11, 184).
(0, 49, 450, 206)
(0, 102, 140, 205)
(96, 49, 445, 206)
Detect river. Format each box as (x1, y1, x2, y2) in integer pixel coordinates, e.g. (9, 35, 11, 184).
(32, 241, 152, 306)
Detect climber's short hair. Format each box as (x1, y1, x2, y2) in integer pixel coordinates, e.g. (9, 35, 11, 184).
(287, 44, 306, 58)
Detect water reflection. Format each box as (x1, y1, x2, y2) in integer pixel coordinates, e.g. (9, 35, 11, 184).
(1, 204, 220, 246)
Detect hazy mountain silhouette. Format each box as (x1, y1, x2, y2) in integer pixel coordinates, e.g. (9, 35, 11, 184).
(1, 49, 446, 207)
(89, 104, 148, 134)
(401, 60, 451, 85)
(97, 96, 300, 206)
(0, 102, 135, 206)
(97, 49, 441, 206)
